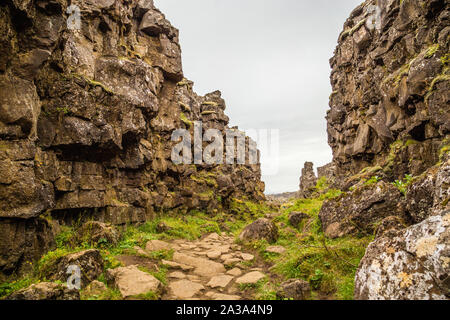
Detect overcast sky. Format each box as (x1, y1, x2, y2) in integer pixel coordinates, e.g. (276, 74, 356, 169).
(155, 0, 362, 194)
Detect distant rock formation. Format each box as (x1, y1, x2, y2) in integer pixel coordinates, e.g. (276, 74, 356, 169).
(0, 0, 264, 278)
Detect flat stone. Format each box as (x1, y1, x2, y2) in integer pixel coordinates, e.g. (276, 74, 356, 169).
(240, 253, 254, 261)
(168, 271, 186, 279)
(106, 265, 162, 298)
(173, 252, 225, 277)
(236, 271, 266, 285)
(206, 292, 241, 300)
(224, 258, 241, 267)
(168, 280, 205, 299)
(161, 259, 194, 271)
(226, 268, 242, 277)
(133, 246, 149, 257)
(203, 233, 220, 242)
(207, 275, 234, 288)
(145, 240, 171, 252)
(220, 254, 234, 262)
(266, 246, 286, 254)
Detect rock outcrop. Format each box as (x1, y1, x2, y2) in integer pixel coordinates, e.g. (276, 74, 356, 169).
(319, 181, 406, 238)
(328, 0, 449, 181)
(0, 0, 264, 277)
(355, 212, 449, 300)
(7, 282, 80, 300)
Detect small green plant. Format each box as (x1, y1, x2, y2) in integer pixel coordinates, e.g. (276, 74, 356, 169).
(393, 174, 413, 196)
(364, 175, 381, 186)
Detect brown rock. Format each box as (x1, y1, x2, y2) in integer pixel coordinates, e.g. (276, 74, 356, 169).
(76, 221, 120, 246)
(276, 279, 311, 300)
(42, 249, 104, 289)
(288, 212, 309, 228)
(239, 218, 278, 243)
(7, 282, 80, 300)
(106, 265, 163, 298)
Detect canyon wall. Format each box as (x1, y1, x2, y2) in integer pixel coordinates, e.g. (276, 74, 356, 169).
(327, 0, 449, 183)
(0, 0, 264, 277)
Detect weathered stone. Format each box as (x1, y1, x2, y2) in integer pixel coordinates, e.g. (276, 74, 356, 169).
(235, 271, 266, 285)
(239, 218, 278, 243)
(42, 249, 104, 289)
(355, 213, 450, 300)
(168, 271, 186, 279)
(207, 275, 234, 288)
(145, 240, 171, 252)
(172, 252, 226, 277)
(205, 292, 241, 300)
(266, 246, 286, 254)
(319, 182, 405, 238)
(276, 279, 311, 300)
(288, 212, 309, 228)
(76, 221, 120, 246)
(7, 282, 80, 300)
(299, 162, 318, 198)
(84, 280, 107, 296)
(226, 268, 242, 277)
(168, 279, 204, 299)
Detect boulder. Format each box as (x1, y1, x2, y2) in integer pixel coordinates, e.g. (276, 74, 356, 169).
(7, 282, 80, 300)
(235, 271, 266, 285)
(239, 218, 278, 243)
(76, 221, 120, 246)
(319, 181, 405, 238)
(355, 212, 450, 300)
(168, 279, 205, 299)
(276, 279, 311, 300)
(145, 240, 171, 252)
(42, 249, 104, 288)
(288, 212, 309, 228)
(106, 265, 163, 298)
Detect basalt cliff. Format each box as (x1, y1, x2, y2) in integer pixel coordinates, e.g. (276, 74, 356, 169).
(0, 0, 264, 278)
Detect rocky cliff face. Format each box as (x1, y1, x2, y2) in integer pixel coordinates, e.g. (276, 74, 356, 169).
(0, 0, 264, 277)
(322, 0, 450, 300)
(327, 0, 449, 182)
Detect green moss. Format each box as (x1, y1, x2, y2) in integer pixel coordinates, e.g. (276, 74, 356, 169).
(340, 19, 366, 41)
(72, 74, 114, 95)
(424, 44, 440, 59)
(0, 276, 37, 299)
(201, 110, 216, 116)
(179, 102, 191, 112)
(177, 79, 190, 87)
(201, 101, 219, 107)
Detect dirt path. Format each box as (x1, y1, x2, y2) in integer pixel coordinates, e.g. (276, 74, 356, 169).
(121, 233, 272, 300)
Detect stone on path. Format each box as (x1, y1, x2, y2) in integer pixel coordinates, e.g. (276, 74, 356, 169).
(227, 268, 242, 277)
(161, 259, 194, 271)
(173, 252, 225, 277)
(206, 250, 222, 259)
(266, 246, 286, 254)
(240, 253, 254, 261)
(207, 275, 234, 289)
(168, 271, 186, 279)
(145, 240, 171, 252)
(106, 265, 163, 298)
(168, 280, 205, 299)
(206, 292, 241, 300)
(224, 258, 241, 267)
(236, 271, 266, 285)
(203, 233, 220, 242)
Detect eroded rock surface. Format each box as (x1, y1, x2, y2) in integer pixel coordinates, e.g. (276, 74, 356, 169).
(328, 0, 449, 180)
(0, 0, 265, 277)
